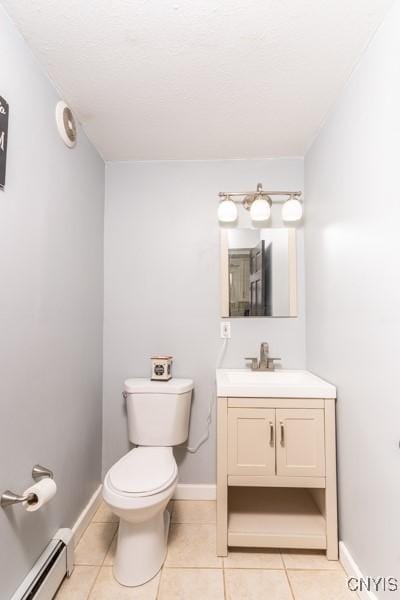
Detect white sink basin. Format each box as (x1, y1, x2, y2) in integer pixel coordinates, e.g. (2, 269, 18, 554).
(216, 369, 336, 398)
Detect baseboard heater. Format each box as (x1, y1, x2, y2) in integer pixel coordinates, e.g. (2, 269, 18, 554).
(10, 529, 74, 600)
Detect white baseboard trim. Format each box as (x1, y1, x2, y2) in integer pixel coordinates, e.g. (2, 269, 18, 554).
(173, 484, 216, 500)
(72, 484, 103, 545)
(71, 483, 215, 542)
(339, 541, 378, 600)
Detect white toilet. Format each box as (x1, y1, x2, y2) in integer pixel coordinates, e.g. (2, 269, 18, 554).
(103, 377, 193, 587)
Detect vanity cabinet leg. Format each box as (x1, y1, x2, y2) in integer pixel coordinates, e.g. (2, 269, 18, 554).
(217, 397, 228, 556)
(325, 399, 338, 560)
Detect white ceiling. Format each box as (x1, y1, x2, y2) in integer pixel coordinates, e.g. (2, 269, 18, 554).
(2, 0, 393, 160)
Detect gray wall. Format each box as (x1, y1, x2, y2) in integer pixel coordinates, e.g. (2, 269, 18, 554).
(0, 7, 104, 599)
(305, 0, 400, 589)
(104, 158, 305, 483)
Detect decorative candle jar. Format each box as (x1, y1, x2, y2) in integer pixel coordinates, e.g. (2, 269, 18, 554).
(151, 355, 173, 381)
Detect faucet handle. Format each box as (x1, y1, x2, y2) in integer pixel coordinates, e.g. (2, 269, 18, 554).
(245, 357, 259, 370)
(267, 357, 281, 369)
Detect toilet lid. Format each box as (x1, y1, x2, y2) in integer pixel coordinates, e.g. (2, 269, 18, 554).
(109, 447, 177, 495)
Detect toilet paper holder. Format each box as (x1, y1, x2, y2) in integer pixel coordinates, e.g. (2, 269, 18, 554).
(1, 464, 54, 508)
(32, 464, 54, 481)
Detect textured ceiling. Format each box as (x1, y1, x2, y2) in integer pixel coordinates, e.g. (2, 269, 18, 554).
(2, 0, 393, 160)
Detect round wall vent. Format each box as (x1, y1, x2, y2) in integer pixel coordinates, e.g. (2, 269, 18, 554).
(55, 101, 77, 147)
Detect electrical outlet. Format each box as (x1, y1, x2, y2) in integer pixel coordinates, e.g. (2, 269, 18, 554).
(220, 321, 231, 339)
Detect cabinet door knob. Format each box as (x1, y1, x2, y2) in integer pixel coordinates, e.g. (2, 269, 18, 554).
(280, 421, 285, 446)
(269, 421, 274, 445)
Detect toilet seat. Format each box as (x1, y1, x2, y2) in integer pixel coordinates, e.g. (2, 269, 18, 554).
(108, 447, 177, 497)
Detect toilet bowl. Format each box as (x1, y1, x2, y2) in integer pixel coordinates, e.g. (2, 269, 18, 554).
(103, 446, 178, 586)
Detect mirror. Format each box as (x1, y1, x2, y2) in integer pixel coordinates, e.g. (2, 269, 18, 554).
(220, 228, 297, 317)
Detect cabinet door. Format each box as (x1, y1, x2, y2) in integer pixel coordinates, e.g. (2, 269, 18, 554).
(276, 409, 325, 477)
(228, 408, 275, 475)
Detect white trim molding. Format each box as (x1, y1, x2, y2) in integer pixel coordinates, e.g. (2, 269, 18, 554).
(173, 484, 216, 500)
(72, 485, 102, 545)
(339, 542, 378, 600)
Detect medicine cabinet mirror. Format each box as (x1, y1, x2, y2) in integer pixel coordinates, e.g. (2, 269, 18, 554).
(220, 228, 297, 318)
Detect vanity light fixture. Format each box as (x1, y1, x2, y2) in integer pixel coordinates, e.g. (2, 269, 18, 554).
(218, 183, 303, 227)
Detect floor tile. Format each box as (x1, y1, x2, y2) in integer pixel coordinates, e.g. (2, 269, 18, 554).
(287, 570, 355, 600)
(92, 501, 119, 523)
(103, 531, 117, 566)
(165, 524, 222, 568)
(159, 568, 224, 600)
(75, 522, 118, 566)
(282, 549, 342, 571)
(225, 569, 293, 600)
(172, 500, 216, 524)
(223, 548, 284, 570)
(55, 566, 100, 599)
(89, 566, 160, 599)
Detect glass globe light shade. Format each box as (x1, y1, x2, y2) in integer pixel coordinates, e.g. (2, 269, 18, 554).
(282, 197, 303, 222)
(250, 197, 271, 225)
(218, 197, 238, 226)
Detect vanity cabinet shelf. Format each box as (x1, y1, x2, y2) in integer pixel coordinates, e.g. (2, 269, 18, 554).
(217, 393, 338, 560)
(228, 487, 326, 550)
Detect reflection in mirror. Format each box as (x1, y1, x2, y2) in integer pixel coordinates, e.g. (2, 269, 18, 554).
(220, 228, 297, 318)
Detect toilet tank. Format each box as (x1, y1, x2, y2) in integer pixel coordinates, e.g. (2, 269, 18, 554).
(124, 378, 194, 446)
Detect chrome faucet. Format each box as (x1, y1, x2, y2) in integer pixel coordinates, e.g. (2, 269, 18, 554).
(259, 342, 270, 369)
(245, 343, 281, 371)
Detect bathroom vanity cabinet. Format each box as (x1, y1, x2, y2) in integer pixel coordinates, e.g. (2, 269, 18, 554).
(216, 389, 338, 559)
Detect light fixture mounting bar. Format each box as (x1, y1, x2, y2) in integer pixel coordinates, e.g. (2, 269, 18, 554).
(218, 190, 302, 199)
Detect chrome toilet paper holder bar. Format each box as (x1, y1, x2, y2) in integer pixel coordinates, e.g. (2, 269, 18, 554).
(0, 490, 37, 508)
(1, 464, 54, 508)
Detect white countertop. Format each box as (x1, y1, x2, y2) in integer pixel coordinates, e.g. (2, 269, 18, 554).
(216, 369, 336, 398)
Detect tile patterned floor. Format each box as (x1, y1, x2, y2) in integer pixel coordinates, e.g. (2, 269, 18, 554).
(56, 500, 356, 600)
